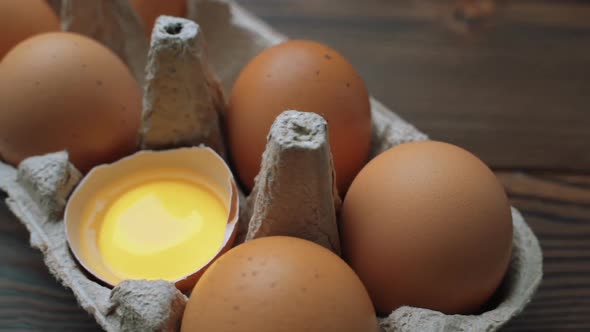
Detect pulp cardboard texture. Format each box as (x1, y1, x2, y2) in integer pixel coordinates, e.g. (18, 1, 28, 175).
(243, 111, 342, 254)
(140, 18, 226, 155)
(0, 0, 542, 331)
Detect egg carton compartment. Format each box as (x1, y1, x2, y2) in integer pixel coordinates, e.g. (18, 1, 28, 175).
(0, 0, 542, 331)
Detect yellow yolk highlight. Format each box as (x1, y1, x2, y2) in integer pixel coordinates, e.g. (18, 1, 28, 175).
(84, 177, 228, 283)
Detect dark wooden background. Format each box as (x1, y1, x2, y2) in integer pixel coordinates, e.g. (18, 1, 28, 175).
(1, 0, 589, 331)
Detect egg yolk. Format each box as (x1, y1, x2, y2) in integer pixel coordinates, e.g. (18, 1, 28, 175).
(81, 175, 228, 284)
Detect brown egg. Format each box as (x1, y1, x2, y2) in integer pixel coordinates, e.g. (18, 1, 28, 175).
(0, 32, 142, 172)
(0, 0, 60, 59)
(227, 40, 372, 194)
(130, 0, 187, 36)
(340, 141, 513, 315)
(181, 236, 380, 332)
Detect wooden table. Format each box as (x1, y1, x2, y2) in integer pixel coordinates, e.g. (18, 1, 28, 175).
(1, 0, 588, 330)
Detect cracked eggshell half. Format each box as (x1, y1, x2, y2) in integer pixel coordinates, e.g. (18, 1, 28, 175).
(64, 147, 239, 293)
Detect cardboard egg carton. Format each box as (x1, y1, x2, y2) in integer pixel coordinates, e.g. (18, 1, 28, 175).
(0, 0, 542, 331)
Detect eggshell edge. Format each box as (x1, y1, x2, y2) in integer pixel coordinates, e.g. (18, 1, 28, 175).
(64, 147, 239, 292)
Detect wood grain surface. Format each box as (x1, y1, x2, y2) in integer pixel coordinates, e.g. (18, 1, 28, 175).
(1, 0, 589, 331)
(242, 0, 590, 172)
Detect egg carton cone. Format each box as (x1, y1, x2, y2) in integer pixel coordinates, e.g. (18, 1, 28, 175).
(139, 16, 226, 156)
(0, 1, 542, 332)
(241, 110, 342, 254)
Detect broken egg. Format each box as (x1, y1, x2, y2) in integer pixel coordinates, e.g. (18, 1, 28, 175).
(65, 147, 239, 292)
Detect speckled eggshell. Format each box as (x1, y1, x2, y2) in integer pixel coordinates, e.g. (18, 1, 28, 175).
(227, 40, 372, 194)
(0, 32, 142, 173)
(181, 236, 380, 332)
(0, 0, 60, 60)
(340, 141, 514, 315)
